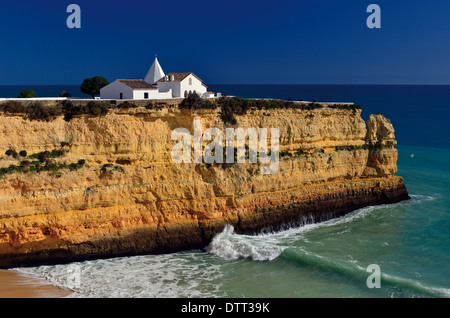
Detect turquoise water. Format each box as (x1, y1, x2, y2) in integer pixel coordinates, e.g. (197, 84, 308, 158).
(8, 85, 450, 298)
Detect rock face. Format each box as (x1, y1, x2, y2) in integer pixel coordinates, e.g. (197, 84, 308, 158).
(0, 106, 409, 268)
(366, 113, 396, 146)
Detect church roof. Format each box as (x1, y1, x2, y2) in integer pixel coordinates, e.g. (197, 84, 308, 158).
(144, 57, 165, 84)
(157, 72, 207, 87)
(157, 72, 192, 82)
(117, 79, 157, 89)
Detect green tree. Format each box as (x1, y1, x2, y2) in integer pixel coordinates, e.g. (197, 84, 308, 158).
(81, 76, 110, 98)
(59, 91, 72, 97)
(18, 89, 37, 98)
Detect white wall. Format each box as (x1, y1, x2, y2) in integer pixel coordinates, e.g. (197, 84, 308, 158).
(132, 89, 172, 100)
(101, 81, 173, 100)
(180, 74, 207, 98)
(157, 81, 181, 98)
(100, 81, 134, 100)
(153, 90, 173, 99)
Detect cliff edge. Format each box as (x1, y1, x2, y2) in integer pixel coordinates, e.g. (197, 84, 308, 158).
(0, 102, 409, 267)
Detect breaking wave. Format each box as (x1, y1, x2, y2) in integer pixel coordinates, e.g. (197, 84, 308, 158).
(205, 194, 449, 297)
(207, 193, 435, 262)
(206, 225, 286, 261)
(206, 203, 384, 261)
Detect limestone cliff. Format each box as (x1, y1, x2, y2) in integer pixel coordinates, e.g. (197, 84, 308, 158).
(0, 105, 409, 268)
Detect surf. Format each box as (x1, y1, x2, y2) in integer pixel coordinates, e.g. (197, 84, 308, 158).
(279, 247, 450, 298)
(206, 201, 396, 261)
(206, 194, 448, 298)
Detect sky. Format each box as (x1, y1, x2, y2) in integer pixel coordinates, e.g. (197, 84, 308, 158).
(0, 0, 450, 85)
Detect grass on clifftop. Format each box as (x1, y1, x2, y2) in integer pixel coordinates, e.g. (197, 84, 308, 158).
(202, 96, 360, 125)
(0, 101, 110, 122)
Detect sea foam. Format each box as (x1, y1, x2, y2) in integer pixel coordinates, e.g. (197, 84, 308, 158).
(206, 225, 286, 261)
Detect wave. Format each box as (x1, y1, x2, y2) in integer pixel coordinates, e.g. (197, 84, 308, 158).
(206, 225, 286, 261)
(207, 227, 450, 297)
(409, 194, 435, 202)
(208, 191, 435, 255)
(206, 204, 383, 261)
(280, 248, 450, 298)
(206, 193, 449, 298)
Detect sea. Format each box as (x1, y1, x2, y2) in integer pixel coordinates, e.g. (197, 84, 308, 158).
(2, 84, 449, 298)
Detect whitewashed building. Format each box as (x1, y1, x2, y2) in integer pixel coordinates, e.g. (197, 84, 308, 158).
(99, 79, 171, 100)
(100, 57, 208, 100)
(158, 72, 208, 98)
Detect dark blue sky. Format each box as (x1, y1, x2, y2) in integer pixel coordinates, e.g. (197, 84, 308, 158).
(1, 0, 450, 85)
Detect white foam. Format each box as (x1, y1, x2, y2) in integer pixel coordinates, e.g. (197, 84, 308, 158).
(206, 225, 286, 261)
(14, 252, 225, 298)
(206, 205, 385, 261)
(205, 193, 434, 262)
(410, 194, 435, 202)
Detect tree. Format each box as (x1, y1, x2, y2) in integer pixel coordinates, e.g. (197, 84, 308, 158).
(81, 76, 110, 98)
(18, 89, 37, 98)
(59, 91, 72, 97)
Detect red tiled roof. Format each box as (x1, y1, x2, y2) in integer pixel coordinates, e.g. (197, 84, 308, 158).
(157, 72, 205, 84)
(117, 79, 157, 89)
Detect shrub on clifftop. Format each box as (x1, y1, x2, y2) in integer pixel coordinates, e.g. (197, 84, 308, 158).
(62, 100, 110, 121)
(179, 92, 216, 110)
(0, 101, 25, 113)
(117, 101, 137, 109)
(86, 101, 109, 116)
(215, 97, 328, 125)
(27, 102, 62, 122)
(0, 101, 61, 122)
(18, 89, 37, 98)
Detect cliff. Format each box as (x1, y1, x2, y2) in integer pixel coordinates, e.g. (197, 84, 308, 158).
(0, 104, 409, 268)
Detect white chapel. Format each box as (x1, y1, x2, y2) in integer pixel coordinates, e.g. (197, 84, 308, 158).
(100, 57, 209, 100)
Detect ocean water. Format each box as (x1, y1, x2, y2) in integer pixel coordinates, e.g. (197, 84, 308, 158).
(0, 85, 91, 99)
(5, 85, 450, 298)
